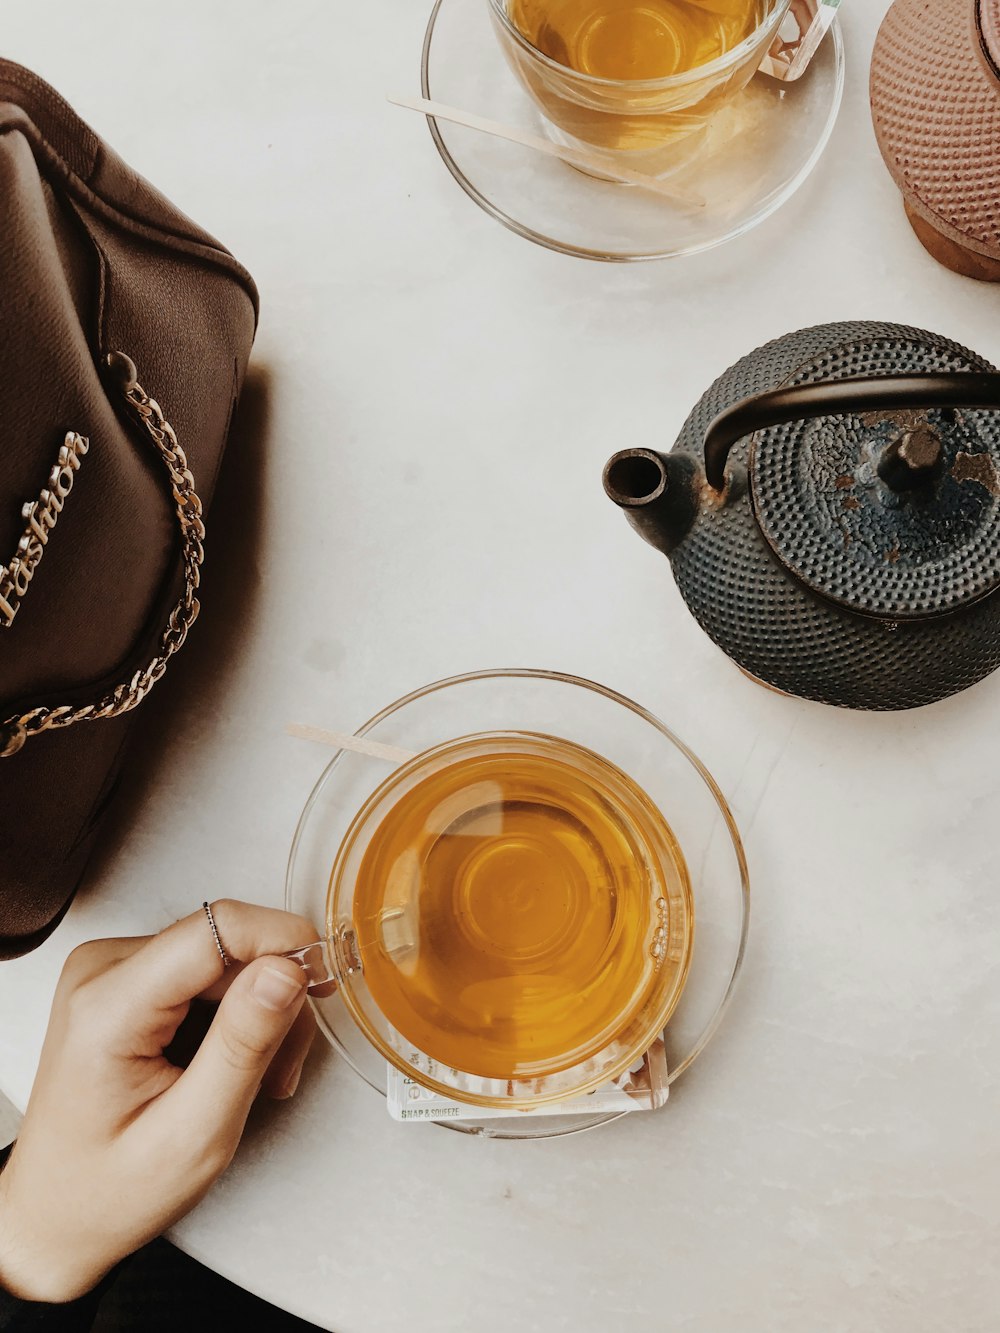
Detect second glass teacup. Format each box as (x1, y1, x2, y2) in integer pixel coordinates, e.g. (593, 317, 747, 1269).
(487, 0, 793, 176)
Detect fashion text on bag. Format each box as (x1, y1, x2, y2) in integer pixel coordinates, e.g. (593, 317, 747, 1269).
(0, 431, 89, 627)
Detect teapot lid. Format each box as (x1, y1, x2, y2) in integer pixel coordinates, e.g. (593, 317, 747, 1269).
(749, 335, 1000, 621)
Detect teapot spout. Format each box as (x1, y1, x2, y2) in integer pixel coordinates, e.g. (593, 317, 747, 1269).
(603, 449, 700, 557)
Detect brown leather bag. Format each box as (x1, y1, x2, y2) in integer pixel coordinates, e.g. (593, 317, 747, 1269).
(0, 61, 258, 957)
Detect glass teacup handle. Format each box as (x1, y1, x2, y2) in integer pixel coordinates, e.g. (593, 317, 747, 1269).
(283, 939, 338, 991)
(281, 930, 361, 993)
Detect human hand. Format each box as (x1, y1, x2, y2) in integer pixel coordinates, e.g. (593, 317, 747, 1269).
(0, 900, 319, 1303)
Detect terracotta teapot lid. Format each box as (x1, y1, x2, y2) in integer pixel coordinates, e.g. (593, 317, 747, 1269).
(871, 0, 1000, 264)
(743, 336, 1000, 621)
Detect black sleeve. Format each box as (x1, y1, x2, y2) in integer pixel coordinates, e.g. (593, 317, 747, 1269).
(0, 1143, 117, 1333)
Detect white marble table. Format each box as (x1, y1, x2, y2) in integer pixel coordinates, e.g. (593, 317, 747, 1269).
(3, 2, 1000, 1329)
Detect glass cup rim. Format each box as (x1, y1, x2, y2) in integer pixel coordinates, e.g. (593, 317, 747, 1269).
(286, 667, 751, 1105)
(486, 0, 793, 92)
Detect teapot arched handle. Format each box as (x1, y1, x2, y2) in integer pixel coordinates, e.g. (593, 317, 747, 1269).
(703, 373, 1000, 491)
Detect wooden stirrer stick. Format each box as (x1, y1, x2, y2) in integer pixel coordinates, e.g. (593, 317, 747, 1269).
(286, 722, 416, 764)
(389, 94, 706, 209)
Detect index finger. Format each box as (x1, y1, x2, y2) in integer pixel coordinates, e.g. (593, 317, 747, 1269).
(111, 900, 321, 1015)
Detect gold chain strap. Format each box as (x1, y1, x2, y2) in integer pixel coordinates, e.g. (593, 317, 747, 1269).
(0, 353, 204, 758)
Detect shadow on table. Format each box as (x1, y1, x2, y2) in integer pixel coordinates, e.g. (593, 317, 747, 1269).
(80, 361, 272, 897)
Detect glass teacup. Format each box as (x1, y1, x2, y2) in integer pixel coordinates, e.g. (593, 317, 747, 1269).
(285, 671, 749, 1115)
(487, 0, 793, 176)
(290, 731, 693, 1110)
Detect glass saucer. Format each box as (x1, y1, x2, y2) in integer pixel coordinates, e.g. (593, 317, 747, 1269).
(285, 670, 749, 1140)
(419, 0, 845, 262)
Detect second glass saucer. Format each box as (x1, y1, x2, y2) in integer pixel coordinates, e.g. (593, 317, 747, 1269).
(286, 670, 749, 1140)
(419, 0, 845, 263)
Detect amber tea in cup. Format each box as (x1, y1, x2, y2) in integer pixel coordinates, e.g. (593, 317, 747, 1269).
(489, 0, 791, 173)
(509, 0, 766, 80)
(331, 733, 694, 1090)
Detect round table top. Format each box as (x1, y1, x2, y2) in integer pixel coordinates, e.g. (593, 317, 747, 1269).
(3, 3, 1000, 1330)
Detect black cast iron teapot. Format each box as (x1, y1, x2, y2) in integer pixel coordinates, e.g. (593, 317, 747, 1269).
(603, 321, 1000, 711)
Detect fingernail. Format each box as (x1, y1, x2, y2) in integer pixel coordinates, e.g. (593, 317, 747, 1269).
(252, 966, 306, 1011)
(277, 1065, 303, 1100)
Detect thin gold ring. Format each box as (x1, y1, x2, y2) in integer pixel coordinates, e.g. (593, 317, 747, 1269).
(202, 901, 231, 968)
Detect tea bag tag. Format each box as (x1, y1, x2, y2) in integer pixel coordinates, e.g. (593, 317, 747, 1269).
(759, 0, 841, 82)
(386, 1040, 670, 1123)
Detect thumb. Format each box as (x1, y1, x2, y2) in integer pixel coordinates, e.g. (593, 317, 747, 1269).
(167, 956, 308, 1148)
